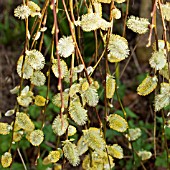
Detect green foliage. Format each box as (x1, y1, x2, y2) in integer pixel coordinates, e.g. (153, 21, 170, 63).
(155, 151, 170, 168)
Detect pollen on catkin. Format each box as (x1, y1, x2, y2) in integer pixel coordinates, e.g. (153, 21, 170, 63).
(26, 50, 45, 70)
(152, 40, 170, 52)
(161, 2, 170, 22)
(81, 85, 99, 107)
(17, 95, 32, 107)
(52, 91, 69, 108)
(107, 144, 124, 159)
(69, 100, 88, 125)
(14, 4, 31, 19)
(52, 114, 69, 136)
(17, 86, 33, 108)
(68, 125, 77, 136)
(107, 34, 129, 60)
(89, 2, 102, 17)
(0, 122, 12, 135)
(17, 55, 33, 79)
(81, 81, 89, 92)
(13, 131, 23, 142)
(127, 15, 150, 34)
(111, 8, 121, 19)
(77, 136, 88, 156)
(149, 50, 166, 70)
(138, 150, 152, 160)
(16, 112, 35, 131)
(28, 1, 41, 17)
(159, 63, 169, 80)
(52, 59, 68, 78)
(80, 13, 111, 32)
(58, 36, 75, 58)
(29, 129, 44, 146)
(63, 140, 80, 166)
(34, 95, 46, 106)
(154, 83, 170, 111)
(137, 75, 158, 96)
(107, 114, 128, 132)
(83, 127, 106, 152)
(47, 151, 61, 163)
(106, 74, 116, 99)
(64, 68, 78, 83)
(82, 150, 115, 170)
(30, 70, 46, 86)
(69, 84, 81, 97)
(1, 152, 12, 168)
(128, 128, 142, 141)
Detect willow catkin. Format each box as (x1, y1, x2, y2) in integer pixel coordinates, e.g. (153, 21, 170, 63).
(137, 75, 158, 96)
(63, 140, 80, 166)
(108, 114, 128, 132)
(106, 74, 116, 99)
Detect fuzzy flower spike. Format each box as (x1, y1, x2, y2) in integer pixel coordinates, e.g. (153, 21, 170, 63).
(127, 15, 150, 34)
(107, 34, 129, 62)
(161, 2, 170, 22)
(14, 4, 31, 19)
(58, 36, 75, 58)
(26, 49, 45, 70)
(28, 1, 41, 17)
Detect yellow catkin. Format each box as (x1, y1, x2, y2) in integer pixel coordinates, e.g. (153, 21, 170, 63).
(68, 125, 77, 136)
(1, 152, 12, 168)
(137, 75, 158, 96)
(108, 114, 128, 132)
(81, 81, 89, 92)
(106, 74, 116, 99)
(16, 112, 35, 131)
(52, 115, 69, 136)
(63, 140, 80, 166)
(48, 151, 60, 163)
(0, 122, 11, 135)
(107, 144, 124, 159)
(35, 95, 46, 106)
(29, 129, 44, 146)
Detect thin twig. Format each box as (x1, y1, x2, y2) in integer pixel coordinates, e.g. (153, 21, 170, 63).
(17, 148, 27, 170)
(158, 0, 170, 81)
(123, 0, 129, 37)
(52, 0, 64, 117)
(62, 0, 92, 84)
(147, 0, 157, 47)
(31, 0, 50, 49)
(161, 111, 170, 169)
(119, 44, 137, 79)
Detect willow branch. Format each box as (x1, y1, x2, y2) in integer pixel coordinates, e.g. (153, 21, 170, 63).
(62, 0, 92, 84)
(147, 0, 157, 47)
(52, 0, 64, 117)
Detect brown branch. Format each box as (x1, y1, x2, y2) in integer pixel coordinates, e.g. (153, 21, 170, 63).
(157, 0, 170, 81)
(147, 0, 157, 47)
(52, 0, 64, 117)
(62, 0, 92, 84)
(123, 0, 129, 37)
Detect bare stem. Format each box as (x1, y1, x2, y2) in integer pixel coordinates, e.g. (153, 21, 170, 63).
(123, 0, 129, 37)
(147, 0, 157, 47)
(62, 0, 92, 84)
(52, 0, 64, 118)
(17, 148, 27, 170)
